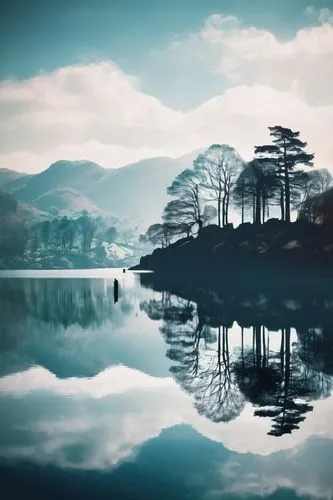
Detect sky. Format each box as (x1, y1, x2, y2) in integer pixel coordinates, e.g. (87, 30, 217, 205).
(1, 0, 333, 173)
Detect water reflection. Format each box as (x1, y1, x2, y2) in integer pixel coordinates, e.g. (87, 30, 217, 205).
(0, 272, 333, 499)
(0, 276, 171, 378)
(0, 277, 127, 336)
(140, 274, 333, 437)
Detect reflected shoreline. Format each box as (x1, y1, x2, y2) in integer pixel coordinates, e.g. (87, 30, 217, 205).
(140, 272, 333, 330)
(1, 273, 333, 440)
(140, 272, 333, 437)
(0, 274, 333, 499)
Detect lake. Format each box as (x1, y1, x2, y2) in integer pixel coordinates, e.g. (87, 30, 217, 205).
(0, 269, 333, 500)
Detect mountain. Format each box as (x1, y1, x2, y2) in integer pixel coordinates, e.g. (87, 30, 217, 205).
(32, 186, 108, 218)
(0, 190, 49, 225)
(86, 150, 203, 225)
(0, 190, 49, 263)
(2, 173, 34, 196)
(3, 160, 105, 204)
(0, 168, 27, 187)
(0, 190, 19, 214)
(3, 150, 204, 229)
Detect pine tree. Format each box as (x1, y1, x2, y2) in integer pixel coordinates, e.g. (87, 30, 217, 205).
(255, 126, 314, 222)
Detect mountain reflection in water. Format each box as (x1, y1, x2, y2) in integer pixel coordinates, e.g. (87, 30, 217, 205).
(0, 271, 333, 500)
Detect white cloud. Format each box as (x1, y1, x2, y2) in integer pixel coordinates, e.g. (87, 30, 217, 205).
(171, 13, 333, 106)
(0, 62, 185, 172)
(0, 142, 167, 174)
(1, 364, 333, 461)
(0, 16, 333, 174)
(185, 85, 333, 169)
(305, 5, 333, 24)
(0, 365, 172, 398)
(318, 7, 333, 23)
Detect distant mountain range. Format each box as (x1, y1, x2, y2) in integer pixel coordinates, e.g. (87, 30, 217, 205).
(0, 189, 48, 225)
(0, 150, 203, 229)
(0, 168, 27, 186)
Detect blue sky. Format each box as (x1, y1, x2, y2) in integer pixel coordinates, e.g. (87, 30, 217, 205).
(0, 0, 333, 172)
(2, 0, 332, 108)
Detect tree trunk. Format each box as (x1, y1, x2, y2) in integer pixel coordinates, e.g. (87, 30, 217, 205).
(255, 188, 261, 224)
(255, 325, 261, 368)
(225, 192, 229, 225)
(285, 166, 291, 222)
(280, 187, 285, 221)
(262, 195, 266, 223)
(252, 192, 256, 223)
(280, 329, 285, 377)
(283, 139, 291, 222)
(217, 195, 221, 227)
(222, 196, 226, 227)
(241, 191, 244, 224)
(241, 327, 244, 371)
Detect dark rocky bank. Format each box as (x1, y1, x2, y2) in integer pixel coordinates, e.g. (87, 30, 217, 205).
(131, 219, 333, 290)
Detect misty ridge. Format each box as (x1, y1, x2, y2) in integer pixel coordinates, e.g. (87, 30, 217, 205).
(1, 124, 333, 273)
(0, 150, 202, 269)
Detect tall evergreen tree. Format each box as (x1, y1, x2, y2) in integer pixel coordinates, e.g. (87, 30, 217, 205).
(255, 126, 314, 222)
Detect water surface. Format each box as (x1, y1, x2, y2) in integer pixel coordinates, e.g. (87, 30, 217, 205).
(0, 270, 333, 499)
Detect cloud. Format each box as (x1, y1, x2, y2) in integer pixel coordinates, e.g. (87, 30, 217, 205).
(0, 62, 185, 172)
(0, 143, 169, 175)
(0, 365, 172, 398)
(171, 13, 333, 106)
(1, 16, 333, 173)
(1, 365, 333, 498)
(1, 364, 333, 461)
(218, 437, 333, 500)
(185, 85, 333, 169)
(305, 5, 333, 24)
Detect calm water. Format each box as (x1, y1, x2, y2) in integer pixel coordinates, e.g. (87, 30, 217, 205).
(0, 270, 333, 500)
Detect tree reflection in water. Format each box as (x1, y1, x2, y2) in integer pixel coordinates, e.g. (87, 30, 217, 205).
(234, 326, 331, 436)
(0, 278, 134, 351)
(140, 276, 333, 437)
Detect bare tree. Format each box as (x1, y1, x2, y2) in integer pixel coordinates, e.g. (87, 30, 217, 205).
(163, 199, 197, 238)
(294, 168, 333, 206)
(194, 144, 244, 227)
(167, 169, 206, 232)
(146, 223, 167, 247)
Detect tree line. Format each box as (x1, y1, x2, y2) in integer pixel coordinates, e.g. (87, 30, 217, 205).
(28, 211, 118, 256)
(144, 126, 332, 247)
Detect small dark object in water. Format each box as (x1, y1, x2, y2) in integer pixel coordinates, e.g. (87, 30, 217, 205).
(114, 278, 119, 303)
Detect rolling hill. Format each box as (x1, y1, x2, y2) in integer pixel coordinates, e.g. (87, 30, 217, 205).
(3, 160, 105, 204)
(2, 150, 203, 229)
(0, 168, 28, 188)
(32, 186, 107, 218)
(85, 150, 203, 224)
(0, 190, 49, 225)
